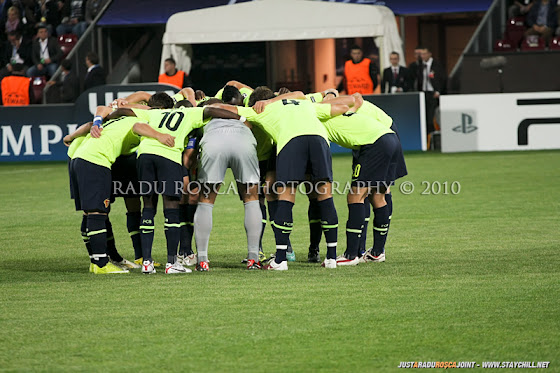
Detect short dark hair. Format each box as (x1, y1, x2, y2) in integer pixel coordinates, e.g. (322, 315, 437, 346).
(174, 99, 193, 108)
(36, 23, 48, 32)
(197, 98, 223, 107)
(61, 59, 72, 71)
(148, 92, 174, 109)
(7, 30, 21, 39)
(248, 86, 275, 107)
(350, 44, 362, 51)
(86, 52, 99, 65)
(11, 63, 25, 73)
(222, 85, 242, 105)
(415, 45, 425, 50)
(165, 57, 176, 65)
(390, 51, 399, 57)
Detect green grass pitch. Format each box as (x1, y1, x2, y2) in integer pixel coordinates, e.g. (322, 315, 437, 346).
(0, 151, 559, 372)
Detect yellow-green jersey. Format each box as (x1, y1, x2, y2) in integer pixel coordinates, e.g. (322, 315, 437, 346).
(252, 126, 274, 161)
(72, 116, 140, 169)
(238, 99, 332, 154)
(321, 111, 394, 150)
(133, 107, 206, 164)
(172, 92, 184, 104)
(215, 86, 253, 107)
(67, 135, 88, 158)
(357, 100, 393, 129)
(305, 92, 323, 103)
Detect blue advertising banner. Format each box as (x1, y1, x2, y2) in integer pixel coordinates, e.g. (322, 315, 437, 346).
(330, 92, 426, 154)
(1, 86, 424, 162)
(0, 84, 178, 162)
(98, 0, 492, 26)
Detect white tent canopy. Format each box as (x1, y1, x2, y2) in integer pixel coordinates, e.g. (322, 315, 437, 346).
(161, 0, 403, 79)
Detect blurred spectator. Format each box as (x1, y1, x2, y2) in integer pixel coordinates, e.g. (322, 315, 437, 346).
(3, 5, 23, 34)
(85, 0, 107, 24)
(0, 30, 32, 79)
(417, 47, 446, 139)
(381, 51, 410, 93)
(158, 57, 191, 89)
(0, 0, 14, 36)
(46, 58, 78, 102)
(33, 0, 62, 36)
(508, 0, 534, 18)
(83, 50, 104, 90)
(407, 45, 423, 91)
(341, 44, 379, 95)
(525, 0, 558, 44)
(27, 23, 62, 77)
(0, 62, 34, 105)
(56, 0, 87, 37)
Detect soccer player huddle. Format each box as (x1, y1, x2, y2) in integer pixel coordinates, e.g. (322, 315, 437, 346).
(64, 80, 407, 274)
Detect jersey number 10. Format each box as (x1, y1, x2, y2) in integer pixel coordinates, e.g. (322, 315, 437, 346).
(158, 112, 185, 131)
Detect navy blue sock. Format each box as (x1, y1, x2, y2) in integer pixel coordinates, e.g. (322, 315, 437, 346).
(271, 200, 293, 263)
(179, 204, 189, 256)
(308, 198, 322, 252)
(372, 204, 391, 256)
(105, 218, 123, 262)
(318, 198, 338, 260)
(259, 202, 267, 251)
(267, 200, 278, 222)
(359, 201, 371, 255)
(185, 203, 197, 255)
(140, 207, 156, 262)
(164, 208, 181, 264)
(345, 203, 365, 259)
(81, 214, 92, 259)
(87, 214, 109, 267)
(126, 211, 142, 260)
(386, 192, 393, 229)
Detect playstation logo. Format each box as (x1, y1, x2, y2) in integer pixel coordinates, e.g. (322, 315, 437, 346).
(453, 113, 477, 133)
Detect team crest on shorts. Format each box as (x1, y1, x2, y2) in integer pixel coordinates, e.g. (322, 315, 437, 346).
(103, 199, 110, 208)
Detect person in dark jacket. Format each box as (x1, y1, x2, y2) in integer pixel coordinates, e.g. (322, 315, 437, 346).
(525, 0, 558, 45)
(83, 51, 105, 91)
(27, 24, 63, 78)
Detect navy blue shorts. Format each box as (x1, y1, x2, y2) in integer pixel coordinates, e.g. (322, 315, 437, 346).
(70, 158, 112, 213)
(111, 154, 139, 198)
(276, 135, 332, 183)
(390, 123, 408, 179)
(137, 154, 183, 198)
(351, 133, 399, 191)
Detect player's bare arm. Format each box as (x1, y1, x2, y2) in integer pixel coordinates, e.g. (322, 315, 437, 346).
(329, 104, 350, 117)
(321, 94, 356, 107)
(132, 122, 175, 147)
(322, 88, 339, 98)
(226, 80, 253, 91)
(253, 91, 305, 113)
(111, 91, 152, 107)
(63, 122, 93, 146)
(207, 103, 239, 114)
(105, 108, 137, 121)
(203, 106, 244, 121)
(348, 93, 363, 112)
(178, 87, 197, 107)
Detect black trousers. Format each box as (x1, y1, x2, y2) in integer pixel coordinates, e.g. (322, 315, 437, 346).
(424, 91, 439, 134)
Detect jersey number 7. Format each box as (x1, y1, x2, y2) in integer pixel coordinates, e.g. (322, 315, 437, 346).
(158, 112, 185, 131)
